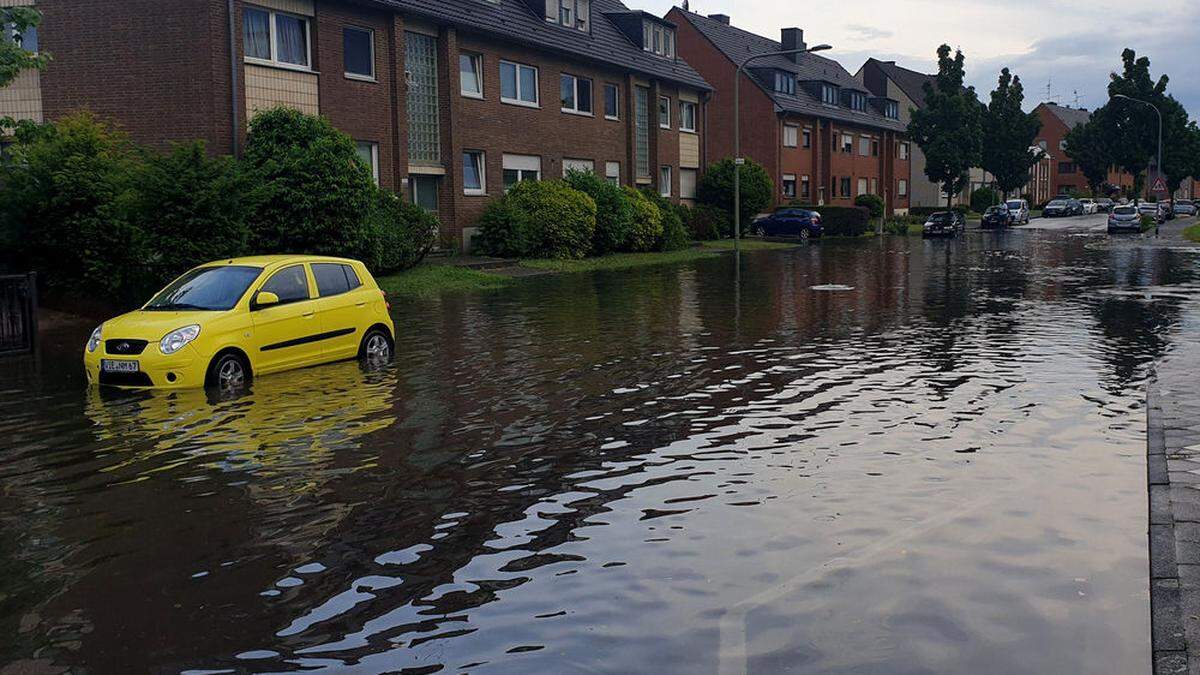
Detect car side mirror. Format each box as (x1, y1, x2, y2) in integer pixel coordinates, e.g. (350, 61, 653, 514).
(253, 291, 280, 309)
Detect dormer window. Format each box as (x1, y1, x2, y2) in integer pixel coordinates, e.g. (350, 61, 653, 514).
(547, 0, 590, 31)
(884, 100, 899, 119)
(773, 71, 795, 95)
(642, 20, 674, 58)
(845, 92, 867, 112)
(820, 84, 838, 105)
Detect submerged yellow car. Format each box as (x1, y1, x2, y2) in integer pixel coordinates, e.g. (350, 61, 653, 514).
(83, 255, 395, 390)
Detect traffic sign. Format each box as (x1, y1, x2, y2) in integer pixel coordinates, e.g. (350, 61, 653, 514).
(1152, 176, 1168, 194)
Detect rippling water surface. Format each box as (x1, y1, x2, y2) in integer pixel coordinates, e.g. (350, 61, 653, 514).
(3, 231, 1200, 673)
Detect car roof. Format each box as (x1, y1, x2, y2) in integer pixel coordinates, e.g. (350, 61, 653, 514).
(209, 255, 362, 268)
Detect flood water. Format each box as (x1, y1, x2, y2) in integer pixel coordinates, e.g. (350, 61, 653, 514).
(3, 231, 1200, 673)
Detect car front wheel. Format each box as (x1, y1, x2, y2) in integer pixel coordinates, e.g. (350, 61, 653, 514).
(359, 327, 394, 366)
(206, 352, 250, 393)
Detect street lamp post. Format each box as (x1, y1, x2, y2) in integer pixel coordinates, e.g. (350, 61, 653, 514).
(1113, 94, 1162, 205)
(733, 43, 832, 251)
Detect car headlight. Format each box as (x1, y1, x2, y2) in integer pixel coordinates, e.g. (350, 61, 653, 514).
(160, 325, 200, 355)
(87, 325, 102, 353)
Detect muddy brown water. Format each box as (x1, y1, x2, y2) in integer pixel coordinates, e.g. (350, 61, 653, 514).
(3, 231, 1199, 673)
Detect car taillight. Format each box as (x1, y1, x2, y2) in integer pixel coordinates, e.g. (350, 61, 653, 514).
(381, 289, 390, 310)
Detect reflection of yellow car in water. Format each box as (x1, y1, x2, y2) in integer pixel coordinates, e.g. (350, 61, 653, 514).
(83, 255, 395, 390)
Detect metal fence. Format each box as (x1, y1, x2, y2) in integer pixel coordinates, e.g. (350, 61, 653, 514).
(0, 273, 38, 356)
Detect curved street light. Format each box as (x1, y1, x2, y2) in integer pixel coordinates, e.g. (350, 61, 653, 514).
(733, 44, 833, 251)
(1113, 93, 1162, 207)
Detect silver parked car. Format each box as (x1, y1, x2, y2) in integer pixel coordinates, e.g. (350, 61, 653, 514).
(1174, 199, 1197, 216)
(1005, 199, 1031, 224)
(1136, 201, 1168, 224)
(1107, 205, 1142, 233)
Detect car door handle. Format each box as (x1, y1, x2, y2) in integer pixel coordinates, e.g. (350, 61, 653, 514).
(302, 310, 315, 318)
(355, 301, 366, 307)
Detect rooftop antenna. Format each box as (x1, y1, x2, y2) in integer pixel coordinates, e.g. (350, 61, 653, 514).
(1045, 76, 1053, 103)
(682, 0, 689, 10)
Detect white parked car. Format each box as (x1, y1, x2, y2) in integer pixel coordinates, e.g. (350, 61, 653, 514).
(1174, 199, 1197, 217)
(1078, 198, 1098, 215)
(1005, 199, 1031, 224)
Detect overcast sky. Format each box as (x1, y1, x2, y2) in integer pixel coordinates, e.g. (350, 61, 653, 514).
(640, 0, 1199, 119)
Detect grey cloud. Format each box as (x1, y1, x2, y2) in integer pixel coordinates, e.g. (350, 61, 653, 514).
(845, 24, 894, 41)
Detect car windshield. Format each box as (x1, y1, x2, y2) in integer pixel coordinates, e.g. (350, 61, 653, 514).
(1113, 206, 1136, 215)
(929, 213, 954, 222)
(144, 265, 263, 311)
(985, 206, 1007, 214)
(1048, 200, 1067, 207)
(1006, 201, 1023, 210)
(1179, 200, 1193, 205)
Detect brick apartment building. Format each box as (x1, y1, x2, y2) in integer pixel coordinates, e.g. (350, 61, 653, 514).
(3, 0, 711, 248)
(1032, 102, 1133, 199)
(668, 10, 910, 214)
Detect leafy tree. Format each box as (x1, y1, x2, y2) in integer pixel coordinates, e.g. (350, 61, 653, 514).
(128, 141, 254, 281)
(981, 68, 1041, 198)
(1097, 49, 1169, 198)
(1063, 112, 1114, 195)
(969, 186, 999, 212)
(241, 107, 376, 257)
(696, 157, 772, 232)
(0, 7, 49, 90)
(1159, 110, 1198, 203)
(854, 193, 884, 218)
(908, 45, 983, 207)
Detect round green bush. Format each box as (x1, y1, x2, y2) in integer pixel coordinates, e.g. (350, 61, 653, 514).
(475, 180, 596, 259)
(685, 203, 731, 240)
(241, 107, 376, 257)
(473, 198, 531, 257)
(969, 186, 999, 213)
(623, 187, 663, 252)
(638, 187, 689, 251)
(854, 193, 885, 219)
(563, 169, 634, 255)
(697, 158, 773, 232)
(365, 190, 438, 274)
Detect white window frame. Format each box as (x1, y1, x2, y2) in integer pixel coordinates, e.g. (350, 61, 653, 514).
(356, 141, 380, 185)
(660, 165, 672, 197)
(459, 52, 484, 99)
(500, 60, 540, 107)
(899, 142, 909, 160)
(800, 175, 811, 200)
(243, 6, 312, 72)
(679, 100, 697, 133)
(680, 168, 697, 199)
(605, 161, 621, 185)
(503, 154, 542, 191)
(782, 173, 797, 199)
(643, 21, 675, 58)
(604, 83, 620, 120)
(560, 73, 594, 116)
(563, 158, 594, 176)
(802, 128, 812, 148)
(343, 26, 376, 81)
(859, 135, 870, 157)
(783, 125, 798, 148)
(463, 150, 487, 195)
(898, 179, 908, 196)
(658, 95, 671, 129)
(842, 133, 853, 154)
(857, 177, 868, 196)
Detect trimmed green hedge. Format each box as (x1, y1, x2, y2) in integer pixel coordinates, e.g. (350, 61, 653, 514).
(474, 179, 597, 259)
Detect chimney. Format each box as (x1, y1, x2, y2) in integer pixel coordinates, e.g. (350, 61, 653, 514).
(781, 28, 806, 63)
(708, 13, 730, 24)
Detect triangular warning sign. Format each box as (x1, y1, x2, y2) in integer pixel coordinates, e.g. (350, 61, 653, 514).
(1152, 176, 1168, 193)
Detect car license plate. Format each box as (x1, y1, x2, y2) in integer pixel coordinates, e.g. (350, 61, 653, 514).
(101, 359, 140, 373)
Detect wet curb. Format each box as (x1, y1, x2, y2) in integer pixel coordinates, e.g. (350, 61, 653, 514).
(1148, 344, 1200, 674)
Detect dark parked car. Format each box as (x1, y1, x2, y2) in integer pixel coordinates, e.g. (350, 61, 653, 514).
(922, 211, 966, 238)
(981, 204, 1014, 229)
(1043, 198, 1083, 217)
(1107, 205, 1142, 233)
(1095, 198, 1115, 213)
(751, 208, 823, 239)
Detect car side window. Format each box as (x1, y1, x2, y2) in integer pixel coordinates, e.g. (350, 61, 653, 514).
(343, 265, 362, 291)
(260, 265, 310, 304)
(312, 263, 353, 297)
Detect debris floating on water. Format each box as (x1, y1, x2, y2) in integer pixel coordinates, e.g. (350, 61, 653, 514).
(811, 284, 855, 292)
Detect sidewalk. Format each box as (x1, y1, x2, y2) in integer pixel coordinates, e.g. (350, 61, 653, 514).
(1148, 340, 1200, 674)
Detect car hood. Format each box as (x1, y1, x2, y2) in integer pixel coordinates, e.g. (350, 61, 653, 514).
(101, 310, 215, 339)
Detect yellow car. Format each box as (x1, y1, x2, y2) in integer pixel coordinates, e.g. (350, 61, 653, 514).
(83, 255, 395, 390)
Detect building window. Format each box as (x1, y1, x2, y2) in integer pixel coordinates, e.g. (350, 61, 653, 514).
(1059, 139, 1068, 151)
(847, 92, 867, 111)
(642, 20, 674, 58)
(842, 134, 853, 154)
(243, 6, 310, 68)
(604, 83, 619, 119)
(782, 174, 796, 199)
(821, 84, 838, 105)
(463, 150, 486, 195)
(563, 158, 594, 176)
(355, 141, 380, 185)
(783, 125, 798, 148)
(802, 128, 811, 148)
(460, 53, 483, 98)
(549, 0, 590, 31)
(679, 100, 697, 132)
(885, 100, 899, 119)
(2, 21, 36, 52)
(680, 168, 697, 199)
(343, 27, 374, 80)
(840, 177, 851, 198)
(1058, 161, 1077, 174)
(857, 177, 867, 196)
(660, 165, 672, 197)
(635, 87, 650, 177)
(859, 136, 870, 156)
(405, 31, 440, 164)
(899, 142, 909, 160)
(871, 139, 880, 157)
(410, 175, 439, 212)
(560, 73, 593, 114)
(500, 60, 539, 106)
(503, 154, 541, 190)
(898, 179, 908, 197)
(774, 71, 795, 95)
(658, 95, 671, 129)
(800, 175, 810, 201)
(605, 161, 621, 185)
(870, 177, 878, 194)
